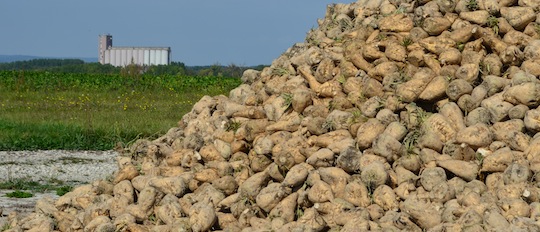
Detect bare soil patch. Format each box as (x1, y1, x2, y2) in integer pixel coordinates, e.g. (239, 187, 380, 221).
(0, 150, 117, 224)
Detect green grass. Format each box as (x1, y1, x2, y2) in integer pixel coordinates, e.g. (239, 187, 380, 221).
(0, 179, 50, 191)
(56, 186, 73, 196)
(1, 223, 11, 231)
(0, 70, 241, 150)
(5, 190, 33, 198)
(0, 179, 71, 194)
(0, 178, 73, 197)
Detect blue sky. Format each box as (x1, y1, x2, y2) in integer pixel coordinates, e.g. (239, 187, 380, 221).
(1, 1, 354, 66)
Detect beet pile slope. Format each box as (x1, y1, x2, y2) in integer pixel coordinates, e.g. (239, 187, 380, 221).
(10, 0, 540, 231)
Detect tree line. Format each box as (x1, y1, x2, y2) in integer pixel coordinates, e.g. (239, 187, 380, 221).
(0, 59, 266, 77)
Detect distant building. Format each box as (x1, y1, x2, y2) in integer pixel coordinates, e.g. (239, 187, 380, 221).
(98, 34, 171, 67)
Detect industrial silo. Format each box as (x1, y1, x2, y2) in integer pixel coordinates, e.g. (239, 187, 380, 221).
(98, 35, 171, 67)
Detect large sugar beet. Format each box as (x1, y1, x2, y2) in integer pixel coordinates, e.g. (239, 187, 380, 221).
(255, 183, 290, 212)
(455, 123, 493, 148)
(379, 13, 414, 32)
(401, 195, 442, 229)
(437, 159, 479, 181)
(503, 82, 540, 107)
(149, 177, 187, 197)
(526, 137, 540, 172)
(419, 75, 449, 101)
(190, 201, 217, 232)
(356, 118, 386, 149)
(423, 113, 457, 143)
(396, 68, 436, 103)
(239, 170, 270, 200)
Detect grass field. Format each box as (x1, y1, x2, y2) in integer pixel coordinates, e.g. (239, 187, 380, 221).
(0, 70, 241, 150)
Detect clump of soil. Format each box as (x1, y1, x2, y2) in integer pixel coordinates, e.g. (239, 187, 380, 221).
(8, 0, 540, 231)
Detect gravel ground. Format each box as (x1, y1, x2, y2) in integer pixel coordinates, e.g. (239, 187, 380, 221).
(0, 150, 119, 223)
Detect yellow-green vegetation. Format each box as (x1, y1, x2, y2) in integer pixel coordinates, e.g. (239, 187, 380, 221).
(0, 70, 241, 150)
(0, 178, 73, 196)
(5, 190, 33, 198)
(1, 223, 11, 231)
(56, 185, 73, 196)
(487, 15, 499, 35)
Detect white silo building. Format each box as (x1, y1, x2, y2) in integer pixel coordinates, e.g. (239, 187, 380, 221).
(98, 34, 171, 67)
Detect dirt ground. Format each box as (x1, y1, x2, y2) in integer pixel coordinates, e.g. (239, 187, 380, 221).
(0, 150, 118, 226)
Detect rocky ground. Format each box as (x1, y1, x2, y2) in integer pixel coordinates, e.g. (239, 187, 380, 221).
(0, 150, 118, 225)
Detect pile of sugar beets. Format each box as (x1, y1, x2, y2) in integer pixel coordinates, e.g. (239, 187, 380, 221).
(10, 0, 540, 231)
